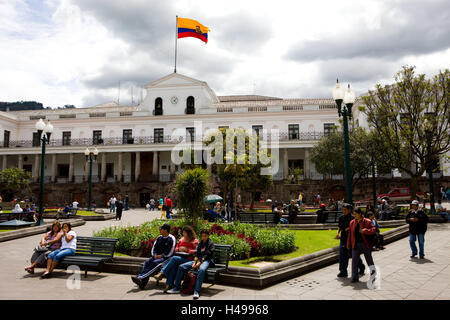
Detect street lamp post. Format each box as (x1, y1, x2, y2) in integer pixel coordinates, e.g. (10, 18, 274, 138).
(333, 80, 356, 204)
(423, 119, 436, 214)
(35, 119, 53, 226)
(84, 147, 99, 211)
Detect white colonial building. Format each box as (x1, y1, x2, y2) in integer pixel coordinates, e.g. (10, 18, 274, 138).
(0, 72, 448, 205)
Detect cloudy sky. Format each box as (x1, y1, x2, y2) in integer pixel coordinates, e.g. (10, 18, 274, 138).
(1, 0, 449, 108)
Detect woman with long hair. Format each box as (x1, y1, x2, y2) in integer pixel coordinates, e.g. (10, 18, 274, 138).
(25, 221, 63, 274)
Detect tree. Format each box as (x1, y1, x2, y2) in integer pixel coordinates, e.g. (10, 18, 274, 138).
(174, 168, 210, 223)
(204, 128, 273, 210)
(310, 129, 378, 187)
(0, 167, 31, 196)
(361, 66, 450, 198)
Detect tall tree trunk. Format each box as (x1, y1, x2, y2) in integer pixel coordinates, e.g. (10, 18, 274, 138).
(409, 176, 419, 201)
(250, 192, 255, 211)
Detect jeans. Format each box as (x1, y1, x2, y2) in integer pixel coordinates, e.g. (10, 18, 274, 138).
(339, 238, 364, 275)
(351, 242, 374, 280)
(409, 233, 425, 256)
(150, 204, 154, 211)
(161, 255, 191, 287)
(110, 203, 115, 213)
(166, 207, 172, 219)
(47, 248, 75, 262)
(173, 260, 210, 293)
(438, 212, 450, 221)
(280, 218, 289, 224)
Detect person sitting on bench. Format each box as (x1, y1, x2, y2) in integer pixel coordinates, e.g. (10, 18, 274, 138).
(167, 229, 215, 299)
(41, 222, 76, 278)
(131, 223, 176, 289)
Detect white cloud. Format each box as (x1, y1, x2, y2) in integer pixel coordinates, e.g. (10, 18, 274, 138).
(0, 0, 448, 108)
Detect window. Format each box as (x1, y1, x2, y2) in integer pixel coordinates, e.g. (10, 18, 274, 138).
(62, 132, 71, 146)
(106, 163, 114, 178)
(3, 130, 10, 147)
(288, 159, 304, 171)
(186, 127, 195, 142)
(288, 124, 299, 140)
(252, 125, 263, 140)
(93, 130, 102, 144)
(32, 132, 41, 147)
(122, 129, 133, 144)
(57, 164, 69, 177)
(186, 96, 195, 114)
(23, 164, 32, 173)
(154, 98, 163, 116)
(324, 123, 335, 136)
(154, 128, 164, 143)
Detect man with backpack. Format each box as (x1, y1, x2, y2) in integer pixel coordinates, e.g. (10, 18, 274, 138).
(167, 229, 215, 299)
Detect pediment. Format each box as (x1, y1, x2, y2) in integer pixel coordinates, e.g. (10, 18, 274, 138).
(144, 73, 206, 88)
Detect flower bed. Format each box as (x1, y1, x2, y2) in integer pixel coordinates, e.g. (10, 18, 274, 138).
(93, 219, 296, 260)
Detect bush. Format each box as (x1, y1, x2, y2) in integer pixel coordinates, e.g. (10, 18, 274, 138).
(209, 233, 251, 260)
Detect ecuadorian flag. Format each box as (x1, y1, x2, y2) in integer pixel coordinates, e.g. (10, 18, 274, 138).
(177, 17, 210, 43)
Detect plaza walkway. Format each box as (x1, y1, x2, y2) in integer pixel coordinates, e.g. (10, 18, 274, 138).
(0, 208, 448, 300)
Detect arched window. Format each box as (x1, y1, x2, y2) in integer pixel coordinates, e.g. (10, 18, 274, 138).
(154, 97, 163, 116)
(186, 96, 195, 114)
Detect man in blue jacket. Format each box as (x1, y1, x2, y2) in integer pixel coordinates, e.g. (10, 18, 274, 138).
(131, 223, 176, 289)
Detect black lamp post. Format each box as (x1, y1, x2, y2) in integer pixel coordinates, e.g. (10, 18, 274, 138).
(333, 79, 356, 204)
(423, 119, 436, 214)
(35, 119, 53, 226)
(84, 147, 99, 211)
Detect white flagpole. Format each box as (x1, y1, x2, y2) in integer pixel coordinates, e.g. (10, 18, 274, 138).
(174, 15, 178, 73)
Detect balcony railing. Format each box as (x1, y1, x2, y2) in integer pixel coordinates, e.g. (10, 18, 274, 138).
(0, 132, 326, 148)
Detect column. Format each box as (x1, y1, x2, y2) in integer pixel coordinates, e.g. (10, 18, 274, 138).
(170, 162, 176, 175)
(2, 155, 7, 171)
(101, 153, 106, 182)
(117, 152, 123, 182)
(51, 153, 56, 182)
(304, 148, 311, 179)
(135, 151, 140, 182)
(17, 155, 23, 169)
(283, 148, 289, 179)
(33, 154, 40, 182)
(68, 153, 74, 182)
(152, 151, 159, 178)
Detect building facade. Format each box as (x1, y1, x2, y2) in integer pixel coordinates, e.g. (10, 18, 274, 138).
(0, 73, 448, 206)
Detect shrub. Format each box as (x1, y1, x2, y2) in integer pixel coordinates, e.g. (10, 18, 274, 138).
(209, 233, 251, 260)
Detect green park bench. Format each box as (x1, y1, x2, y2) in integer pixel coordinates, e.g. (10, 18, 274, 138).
(57, 207, 78, 219)
(324, 211, 343, 223)
(154, 244, 232, 286)
(60, 236, 118, 277)
(239, 212, 276, 224)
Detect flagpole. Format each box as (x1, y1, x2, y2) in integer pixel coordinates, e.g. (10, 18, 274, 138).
(174, 15, 178, 73)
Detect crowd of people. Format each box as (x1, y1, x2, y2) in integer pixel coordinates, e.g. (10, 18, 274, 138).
(131, 223, 214, 299)
(145, 195, 173, 219)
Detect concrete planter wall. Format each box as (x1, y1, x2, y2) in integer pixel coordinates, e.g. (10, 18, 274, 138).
(0, 218, 86, 243)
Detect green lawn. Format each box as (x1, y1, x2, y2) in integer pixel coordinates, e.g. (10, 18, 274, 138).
(76, 211, 103, 216)
(113, 252, 130, 257)
(229, 228, 393, 268)
(0, 229, 15, 233)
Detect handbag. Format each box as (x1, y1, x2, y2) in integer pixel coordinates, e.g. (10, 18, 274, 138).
(34, 244, 49, 252)
(181, 271, 197, 294)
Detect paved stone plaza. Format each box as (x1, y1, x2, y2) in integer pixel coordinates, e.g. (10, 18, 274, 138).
(0, 209, 449, 300)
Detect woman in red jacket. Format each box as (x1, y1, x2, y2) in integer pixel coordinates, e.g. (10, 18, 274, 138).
(347, 208, 377, 283)
(155, 226, 199, 291)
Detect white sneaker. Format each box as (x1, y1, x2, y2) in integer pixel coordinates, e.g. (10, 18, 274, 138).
(193, 291, 199, 299)
(167, 288, 181, 294)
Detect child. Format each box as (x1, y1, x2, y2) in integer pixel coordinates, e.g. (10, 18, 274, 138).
(368, 211, 384, 250)
(167, 229, 215, 299)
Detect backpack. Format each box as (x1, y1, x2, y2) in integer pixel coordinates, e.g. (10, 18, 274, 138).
(181, 271, 197, 294)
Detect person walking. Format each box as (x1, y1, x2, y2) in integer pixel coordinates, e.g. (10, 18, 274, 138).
(347, 208, 377, 283)
(124, 195, 129, 211)
(109, 195, 116, 213)
(336, 203, 365, 278)
(406, 200, 429, 259)
(150, 198, 155, 211)
(165, 196, 173, 219)
(115, 195, 124, 221)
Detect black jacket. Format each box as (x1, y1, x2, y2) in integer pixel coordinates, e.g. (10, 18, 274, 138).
(338, 213, 354, 243)
(406, 209, 428, 234)
(195, 239, 215, 265)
